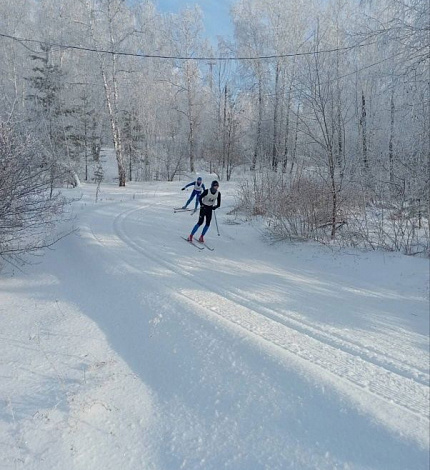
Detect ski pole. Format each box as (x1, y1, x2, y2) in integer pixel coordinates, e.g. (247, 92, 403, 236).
(214, 209, 220, 236)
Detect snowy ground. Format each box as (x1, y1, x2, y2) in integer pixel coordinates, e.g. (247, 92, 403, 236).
(0, 177, 429, 470)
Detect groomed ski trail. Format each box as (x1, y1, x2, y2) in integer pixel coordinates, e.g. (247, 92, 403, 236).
(105, 203, 429, 447)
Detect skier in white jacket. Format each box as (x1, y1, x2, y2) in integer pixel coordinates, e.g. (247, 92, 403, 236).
(187, 180, 221, 243)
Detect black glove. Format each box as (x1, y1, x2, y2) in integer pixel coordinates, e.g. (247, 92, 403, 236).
(181, 187, 185, 191)
(212, 206, 217, 210)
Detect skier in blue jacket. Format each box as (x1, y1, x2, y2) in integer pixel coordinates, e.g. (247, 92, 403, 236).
(181, 177, 205, 211)
(187, 180, 221, 243)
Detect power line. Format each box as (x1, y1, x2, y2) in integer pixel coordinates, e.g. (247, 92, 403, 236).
(0, 32, 377, 61)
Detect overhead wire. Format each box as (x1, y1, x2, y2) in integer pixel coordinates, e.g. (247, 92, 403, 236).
(0, 31, 406, 93)
(0, 32, 378, 61)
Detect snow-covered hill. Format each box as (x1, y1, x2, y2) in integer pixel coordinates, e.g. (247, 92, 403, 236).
(1, 180, 429, 470)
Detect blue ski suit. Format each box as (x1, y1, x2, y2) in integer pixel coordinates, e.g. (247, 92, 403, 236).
(182, 180, 206, 209)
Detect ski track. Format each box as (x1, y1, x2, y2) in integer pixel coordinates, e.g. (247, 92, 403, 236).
(81, 200, 429, 445)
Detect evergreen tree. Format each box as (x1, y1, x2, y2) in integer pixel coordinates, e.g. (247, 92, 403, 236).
(25, 44, 78, 188)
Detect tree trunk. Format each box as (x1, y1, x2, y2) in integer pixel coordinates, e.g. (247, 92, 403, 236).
(336, 51, 344, 177)
(360, 90, 369, 175)
(102, 69, 126, 186)
(329, 149, 337, 240)
(282, 60, 296, 172)
(389, 90, 395, 184)
(186, 61, 195, 173)
(272, 61, 280, 171)
(222, 84, 228, 172)
(252, 75, 263, 171)
(290, 102, 300, 174)
(189, 119, 195, 173)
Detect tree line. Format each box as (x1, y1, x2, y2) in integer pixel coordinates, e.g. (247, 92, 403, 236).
(0, 0, 428, 259)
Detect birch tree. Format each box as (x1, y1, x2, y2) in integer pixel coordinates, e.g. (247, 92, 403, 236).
(83, 0, 136, 186)
(168, 7, 210, 173)
(232, 0, 270, 171)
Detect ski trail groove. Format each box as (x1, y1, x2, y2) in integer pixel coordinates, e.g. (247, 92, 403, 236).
(115, 204, 428, 386)
(109, 205, 429, 424)
(207, 289, 429, 386)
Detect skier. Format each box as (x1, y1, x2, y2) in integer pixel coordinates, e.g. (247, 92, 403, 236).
(187, 180, 221, 243)
(181, 177, 205, 211)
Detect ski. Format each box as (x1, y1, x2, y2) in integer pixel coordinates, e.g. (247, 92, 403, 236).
(193, 239, 214, 251)
(174, 208, 192, 213)
(181, 236, 204, 250)
(201, 242, 214, 251)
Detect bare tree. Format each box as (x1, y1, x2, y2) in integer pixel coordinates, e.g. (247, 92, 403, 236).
(168, 6, 210, 173)
(0, 123, 70, 266)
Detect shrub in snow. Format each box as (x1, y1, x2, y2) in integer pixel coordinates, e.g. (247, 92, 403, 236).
(0, 123, 71, 266)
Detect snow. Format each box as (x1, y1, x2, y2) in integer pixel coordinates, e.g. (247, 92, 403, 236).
(1, 177, 429, 470)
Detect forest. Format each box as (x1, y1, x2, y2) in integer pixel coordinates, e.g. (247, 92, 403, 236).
(0, 0, 429, 261)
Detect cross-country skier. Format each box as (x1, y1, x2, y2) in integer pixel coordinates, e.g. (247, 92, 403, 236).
(181, 177, 205, 211)
(187, 180, 221, 243)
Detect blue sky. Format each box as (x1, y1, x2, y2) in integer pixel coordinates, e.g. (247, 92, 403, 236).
(155, 0, 234, 44)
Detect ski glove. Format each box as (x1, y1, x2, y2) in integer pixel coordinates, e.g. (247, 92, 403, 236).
(181, 187, 185, 190)
(212, 206, 217, 210)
